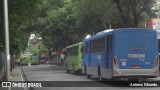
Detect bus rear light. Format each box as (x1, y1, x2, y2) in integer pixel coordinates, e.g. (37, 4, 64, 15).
(114, 70, 119, 74)
(154, 56, 159, 67)
(113, 56, 118, 67)
(79, 60, 82, 64)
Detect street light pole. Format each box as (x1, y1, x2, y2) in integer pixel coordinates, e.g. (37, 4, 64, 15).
(3, 0, 11, 81)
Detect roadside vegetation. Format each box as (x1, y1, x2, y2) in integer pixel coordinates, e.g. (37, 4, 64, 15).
(0, 0, 159, 57)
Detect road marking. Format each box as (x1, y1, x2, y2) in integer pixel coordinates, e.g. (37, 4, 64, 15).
(20, 67, 28, 90)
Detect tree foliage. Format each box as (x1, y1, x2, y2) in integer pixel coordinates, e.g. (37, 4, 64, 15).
(113, 0, 157, 27)
(0, 0, 41, 54)
(31, 44, 48, 56)
(0, 0, 159, 55)
(76, 0, 158, 32)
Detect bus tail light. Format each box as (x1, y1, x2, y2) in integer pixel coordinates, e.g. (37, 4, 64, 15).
(154, 56, 159, 67)
(79, 60, 82, 64)
(114, 70, 118, 74)
(113, 56, 118, 67)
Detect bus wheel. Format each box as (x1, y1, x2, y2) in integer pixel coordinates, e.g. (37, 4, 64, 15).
(84, 65, 87, 75)
(98, 75, 102, 81)
(67, 70, 70, 73)
(73, 71, 77, 75)
(98, 66, 102, 81)
(72, 63, 76, 75)
(75, 70, 81, 75)
(65, 64, 67, 69)
(86, 74, 91, 79)
(78, 69, 82, 75)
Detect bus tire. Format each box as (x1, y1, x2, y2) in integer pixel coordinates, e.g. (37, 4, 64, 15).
(98, 65, 102, 81)
(67, 70, 70, 73)
(73, 63, 76, 75)
(85, 65, 91, 78)
(84, 65, 87, 75)
(86, 74, 91, 79)
(66, 64, 67, 69)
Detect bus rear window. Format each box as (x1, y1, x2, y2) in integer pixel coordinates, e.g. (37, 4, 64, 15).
(116, 32, 155, 47)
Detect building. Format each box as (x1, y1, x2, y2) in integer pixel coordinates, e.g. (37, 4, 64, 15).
(146, 18, 160, 29)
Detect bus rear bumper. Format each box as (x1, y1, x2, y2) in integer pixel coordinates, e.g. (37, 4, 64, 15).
(113, 66, 159, 78)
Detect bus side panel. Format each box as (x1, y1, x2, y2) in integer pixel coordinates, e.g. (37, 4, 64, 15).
(65, 43, 83, 72)
(87, 53, 98, 76)
(85, 40, 97, 76)
(90, 53, 105, 71)
(101, 35, 114, 79)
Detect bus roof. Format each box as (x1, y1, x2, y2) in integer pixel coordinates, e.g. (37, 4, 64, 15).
(96, 29, 114, 35)
(116, 28, 155, 31)
(83, 28, 156, 42)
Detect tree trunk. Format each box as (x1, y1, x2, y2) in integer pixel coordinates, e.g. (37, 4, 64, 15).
(48, 48, 52, 63)
(113, 0, 129, 28)
(133, 17, 139, 28)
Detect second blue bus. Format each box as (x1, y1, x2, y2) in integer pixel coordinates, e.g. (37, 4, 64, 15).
(82, 28, 159, 81)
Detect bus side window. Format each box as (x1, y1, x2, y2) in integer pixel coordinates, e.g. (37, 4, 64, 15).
(109, 35, 112, 52)
(158, 39, 160, 52)
(107, 35, 112, 52)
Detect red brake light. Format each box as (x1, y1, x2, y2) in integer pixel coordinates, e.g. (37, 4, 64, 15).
(154, 56, 159, 67)
(79, 60, 82, 64)
(113, 56, 118, 67)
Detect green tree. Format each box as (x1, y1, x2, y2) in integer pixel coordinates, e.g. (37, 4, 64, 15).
(113, 0, 157, 27)
(29, 0, 82, 51)
(0, 0, 42, 54)
(75, 0, 158, 34)
(0, 0, 158, 56)
(31, 44, 48, 56)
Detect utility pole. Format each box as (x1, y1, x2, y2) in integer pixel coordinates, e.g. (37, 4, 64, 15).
(3, 0, 11, 81)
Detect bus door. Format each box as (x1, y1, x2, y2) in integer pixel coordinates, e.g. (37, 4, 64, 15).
(88, 41, 91, 66)
(107, 35, 113, 68)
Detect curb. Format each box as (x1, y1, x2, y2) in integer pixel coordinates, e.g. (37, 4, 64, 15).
(20, 67, 29, 90)
(20, 67, 27, 81)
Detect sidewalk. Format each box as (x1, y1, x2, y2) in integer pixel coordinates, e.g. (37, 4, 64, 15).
(2, 67, 28, 90)
(11, 67, 24, 81)
(11, 66, 28, 90)
(0, 66, 28, 90)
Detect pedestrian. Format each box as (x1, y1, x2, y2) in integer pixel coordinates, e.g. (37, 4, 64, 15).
(15, 61, 17, 67)
(18, 62, 20, 67)
(17, 58, 20, 67)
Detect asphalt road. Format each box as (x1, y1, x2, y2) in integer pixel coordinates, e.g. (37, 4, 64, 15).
(21, 64, 160, 90)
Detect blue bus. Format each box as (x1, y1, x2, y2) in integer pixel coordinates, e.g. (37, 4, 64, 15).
(82, 28, 159, 81)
